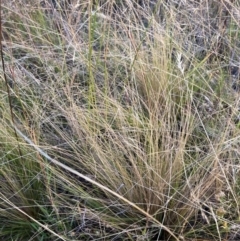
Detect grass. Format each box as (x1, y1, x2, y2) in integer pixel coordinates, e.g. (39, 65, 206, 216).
(0, 0, 240, 240)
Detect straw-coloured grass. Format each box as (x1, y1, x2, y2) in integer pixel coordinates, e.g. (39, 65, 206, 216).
(0, 0, 240, 240)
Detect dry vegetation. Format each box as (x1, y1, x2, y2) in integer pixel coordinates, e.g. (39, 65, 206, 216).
(0, 0, 240, 240)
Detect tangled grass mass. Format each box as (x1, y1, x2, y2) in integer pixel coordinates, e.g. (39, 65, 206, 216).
(0, 0, 240, 240)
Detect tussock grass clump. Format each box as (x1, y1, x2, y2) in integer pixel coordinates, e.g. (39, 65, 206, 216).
(0, 0, 240, 240)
